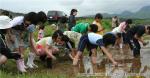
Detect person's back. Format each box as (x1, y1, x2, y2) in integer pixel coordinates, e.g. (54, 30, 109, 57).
(127, 25, 145, 38)
(72, 23, 89, 34)
(36, 37, 53, 48)
(88, 32, 103, 45)
(63, 31, 82, 48)
(111, 27, 120, 35)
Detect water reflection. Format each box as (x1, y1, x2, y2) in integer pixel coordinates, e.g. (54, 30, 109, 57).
(74, 46, 150, 78)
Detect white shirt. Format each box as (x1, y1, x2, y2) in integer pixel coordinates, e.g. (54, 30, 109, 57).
(88, 32, 103, 45)
(111, 27, 121, 35)
(9, 16, 35, 32)
(36, 37, 54, 47)
(9, 16, 24, 27)
(111, 22, 127, 34)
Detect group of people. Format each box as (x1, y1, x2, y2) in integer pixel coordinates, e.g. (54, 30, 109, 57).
(0, 9, 150, 74)
(0, 10, 47, 72)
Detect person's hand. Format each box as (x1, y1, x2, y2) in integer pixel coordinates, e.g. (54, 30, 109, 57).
(112, 61, 118, 66)
(73, 58, 79, 66)
(21, 54, 24, 58)
(51, 56, 57, 60)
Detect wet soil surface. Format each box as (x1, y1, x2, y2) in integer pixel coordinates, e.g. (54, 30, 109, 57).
(1, 43, 150, 78)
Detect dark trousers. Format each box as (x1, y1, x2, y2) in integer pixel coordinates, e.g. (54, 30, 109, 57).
(122, 33, 128, 44)
(78, 35, 98, 52)
(128, 38, 141, 57)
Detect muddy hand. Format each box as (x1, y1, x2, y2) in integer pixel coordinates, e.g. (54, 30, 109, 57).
(73, 58, 79, 66)
(112, 61, 118, 66)
(52, 56, 57, 60)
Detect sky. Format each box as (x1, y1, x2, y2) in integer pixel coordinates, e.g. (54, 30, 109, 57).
(0, 0, 150, 16)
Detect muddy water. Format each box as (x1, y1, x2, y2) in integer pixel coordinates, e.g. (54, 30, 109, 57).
(75, 45, 150, 78)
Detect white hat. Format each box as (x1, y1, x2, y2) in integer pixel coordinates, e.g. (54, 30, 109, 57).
(0, 16, 12, 29)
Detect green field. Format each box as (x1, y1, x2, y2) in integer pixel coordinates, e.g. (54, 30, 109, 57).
(0, 18, 150, 78)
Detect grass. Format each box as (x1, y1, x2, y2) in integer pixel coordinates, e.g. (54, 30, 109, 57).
(1, 18, 150, 78)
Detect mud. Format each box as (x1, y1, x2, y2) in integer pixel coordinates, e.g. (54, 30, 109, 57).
(75, 45, 150, 78)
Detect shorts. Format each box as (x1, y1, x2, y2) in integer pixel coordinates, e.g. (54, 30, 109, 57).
(36, 44, 45, 55)
(36, 44, 59, 55)
(0, 47, 20, 60)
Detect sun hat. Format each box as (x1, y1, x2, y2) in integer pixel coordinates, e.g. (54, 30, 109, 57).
(0, 16, 12, 29)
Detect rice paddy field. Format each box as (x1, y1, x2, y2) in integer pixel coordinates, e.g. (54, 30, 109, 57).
(0, 18, 150, 78)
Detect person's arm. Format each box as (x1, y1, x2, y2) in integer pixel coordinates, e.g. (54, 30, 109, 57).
(28, 24, 38, 54)
(66, 42, 74, 59)
(45, 44, 56, 59)
(100, 46, 118, 66)
(134, 28, 147, 45)
(29, 32, 38, 54)
(134, 34, 146, 45)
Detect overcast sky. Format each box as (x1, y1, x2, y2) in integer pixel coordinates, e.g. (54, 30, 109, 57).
(0, 0, 150, 16)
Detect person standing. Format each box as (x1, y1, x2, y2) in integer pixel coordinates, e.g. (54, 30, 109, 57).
(112, 16, 119, 29)
(68, 9, 77, 31)
(93, 13, 104, 35)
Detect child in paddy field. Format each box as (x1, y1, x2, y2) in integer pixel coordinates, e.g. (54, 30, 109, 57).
(52, 30, 78, 60)
(126, 25, 150, 58)
(63, 31, 82, 48)
(93, 13, 104, 35)
(73, 24, 118, 66)
(27, 24, 45, 69)
(0, 15, 21, 72)
(68, 9, 78, 31)
(111, 19, 132, 49)
(111, 27, 123, 49)
(35, 37, 59, 69)
(28, 32, 72, 69)
(57, 16, 68, 32)
(0, 31, 21, 67)
(111, 16, 119, 29)
(37, 24, 45, 41)
(7, 11, 47, 72)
